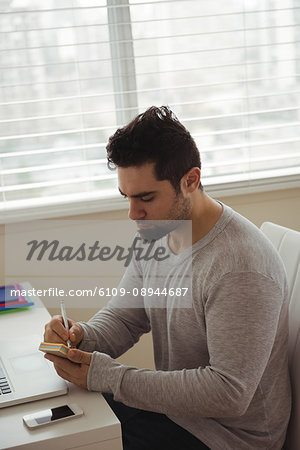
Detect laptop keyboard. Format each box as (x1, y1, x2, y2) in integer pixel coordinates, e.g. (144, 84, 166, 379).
(0, 364, 12, 395)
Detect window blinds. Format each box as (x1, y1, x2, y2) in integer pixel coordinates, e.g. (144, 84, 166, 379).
(0, 0, 299, 221)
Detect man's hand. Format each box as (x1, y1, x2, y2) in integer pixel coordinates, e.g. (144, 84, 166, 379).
(44, 315, 84, 348)
(44, 349, 92, 389)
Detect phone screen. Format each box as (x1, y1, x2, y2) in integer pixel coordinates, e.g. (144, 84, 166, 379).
(34, 405, 75, 424)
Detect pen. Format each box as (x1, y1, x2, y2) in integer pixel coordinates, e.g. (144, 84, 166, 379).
(60, 299, 71, 348)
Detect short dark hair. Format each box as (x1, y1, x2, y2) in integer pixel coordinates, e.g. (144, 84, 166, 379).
(106, 105, 203, 192)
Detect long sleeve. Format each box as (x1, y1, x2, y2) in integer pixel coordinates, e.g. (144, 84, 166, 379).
(86, 272, 287, 419)
(78, 255, 151, 358)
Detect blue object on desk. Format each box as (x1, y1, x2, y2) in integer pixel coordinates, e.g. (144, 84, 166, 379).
(0, 285, 19, 303)
(0, 284, 34, 312)
(0, 302, 35, 312)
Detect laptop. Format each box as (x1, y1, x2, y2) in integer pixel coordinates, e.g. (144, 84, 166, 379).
(0, 333, 67, 408)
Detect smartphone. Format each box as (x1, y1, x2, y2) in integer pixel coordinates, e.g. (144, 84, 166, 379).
(23, 403, 83, 428)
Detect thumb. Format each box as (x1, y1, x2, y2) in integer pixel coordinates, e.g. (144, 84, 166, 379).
(68, 348, 92, 365)
(69, 324, 83, 345)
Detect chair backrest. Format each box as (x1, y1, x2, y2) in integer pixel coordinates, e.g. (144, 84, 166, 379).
(260, 222, 300, 450)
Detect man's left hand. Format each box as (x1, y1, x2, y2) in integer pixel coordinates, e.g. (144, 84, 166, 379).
(44, 348, 92, 389)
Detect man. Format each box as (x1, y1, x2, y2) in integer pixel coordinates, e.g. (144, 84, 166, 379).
(44, 106, 291, 450)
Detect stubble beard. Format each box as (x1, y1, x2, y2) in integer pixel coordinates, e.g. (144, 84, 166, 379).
(137, 193, 192, 241)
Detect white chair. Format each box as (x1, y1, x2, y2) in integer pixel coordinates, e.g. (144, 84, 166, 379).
(260, 222, 300, 450)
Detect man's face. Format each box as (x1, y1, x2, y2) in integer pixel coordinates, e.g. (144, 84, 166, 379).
(118, 162, 191, 240)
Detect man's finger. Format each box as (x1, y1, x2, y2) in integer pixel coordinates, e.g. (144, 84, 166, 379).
(44, 352, 89, 389)
(67, 349, 92, 365)
(69, 324, 83, 346)
(55, 363, 88, 389)
(51, 316, 69, 340)
(44, 315, 68, 342)
(44, 353, 74, 370)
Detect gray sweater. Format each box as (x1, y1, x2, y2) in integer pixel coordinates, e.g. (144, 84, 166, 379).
(79, 204, 291, 450)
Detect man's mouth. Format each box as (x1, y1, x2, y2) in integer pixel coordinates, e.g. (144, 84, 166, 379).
(136, 222, 154, 230)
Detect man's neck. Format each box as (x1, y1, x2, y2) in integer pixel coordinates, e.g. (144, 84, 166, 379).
(168, 192, 223, 254)
(190, 192, 223, 243)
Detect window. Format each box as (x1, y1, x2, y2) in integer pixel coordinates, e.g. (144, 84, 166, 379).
(1, 0, 300, 222)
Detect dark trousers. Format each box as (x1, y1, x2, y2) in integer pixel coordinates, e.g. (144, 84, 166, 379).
(103, 393, 210, 450)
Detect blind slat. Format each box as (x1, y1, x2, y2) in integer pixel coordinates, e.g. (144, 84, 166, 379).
(1, 89, 299, 125)
(1, 143, 106, 159)
(1, 159, 107, 176)
(0, 174, 117, 193)
(4, 40, 300, 61)
(1, 27, 299, 69)
(2, 74, 299, 107)
(3, 146, 299, 177)
(2, 136, 300, 180)
(1, 72, 299, 91)
(205, 152, 300, 169)
(0, 0, 299, 14)
(2, 35, 300, 54)
(2, 5, 299, 35)
(2, 121, 299, 176)
(1, 106, 299, 142)
(195, 121, 300, 139)
(200, 137, 300, 154)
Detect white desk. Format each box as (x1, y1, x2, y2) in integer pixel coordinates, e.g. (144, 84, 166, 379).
(0, 286, 122, 450)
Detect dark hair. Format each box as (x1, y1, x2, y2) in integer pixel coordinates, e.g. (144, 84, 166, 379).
(106, 105, 203, 192)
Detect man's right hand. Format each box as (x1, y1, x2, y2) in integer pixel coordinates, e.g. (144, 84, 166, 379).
(44, 315, 84, 348)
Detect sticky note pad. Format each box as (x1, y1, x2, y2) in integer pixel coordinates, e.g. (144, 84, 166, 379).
(39, 342, 70, 359)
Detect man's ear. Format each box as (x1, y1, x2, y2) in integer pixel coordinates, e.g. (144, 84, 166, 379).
(182, 167, 201, 193)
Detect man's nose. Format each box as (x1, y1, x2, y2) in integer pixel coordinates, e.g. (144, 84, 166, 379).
(128, 199, 145, 221)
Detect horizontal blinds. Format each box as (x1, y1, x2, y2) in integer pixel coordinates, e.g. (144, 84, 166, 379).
(0, 0, 300, 218)
(0, 0, 119, 213)
(129, 0, 300, 186)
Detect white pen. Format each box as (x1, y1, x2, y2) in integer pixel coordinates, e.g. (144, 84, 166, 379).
(60, 299, 71, 348)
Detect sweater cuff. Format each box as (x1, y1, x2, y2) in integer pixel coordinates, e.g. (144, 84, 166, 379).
(87, 351, 128, 394)
(77, 322, 97, 352)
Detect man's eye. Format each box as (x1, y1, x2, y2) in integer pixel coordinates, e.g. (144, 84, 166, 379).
(141, 197, 154, 203)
